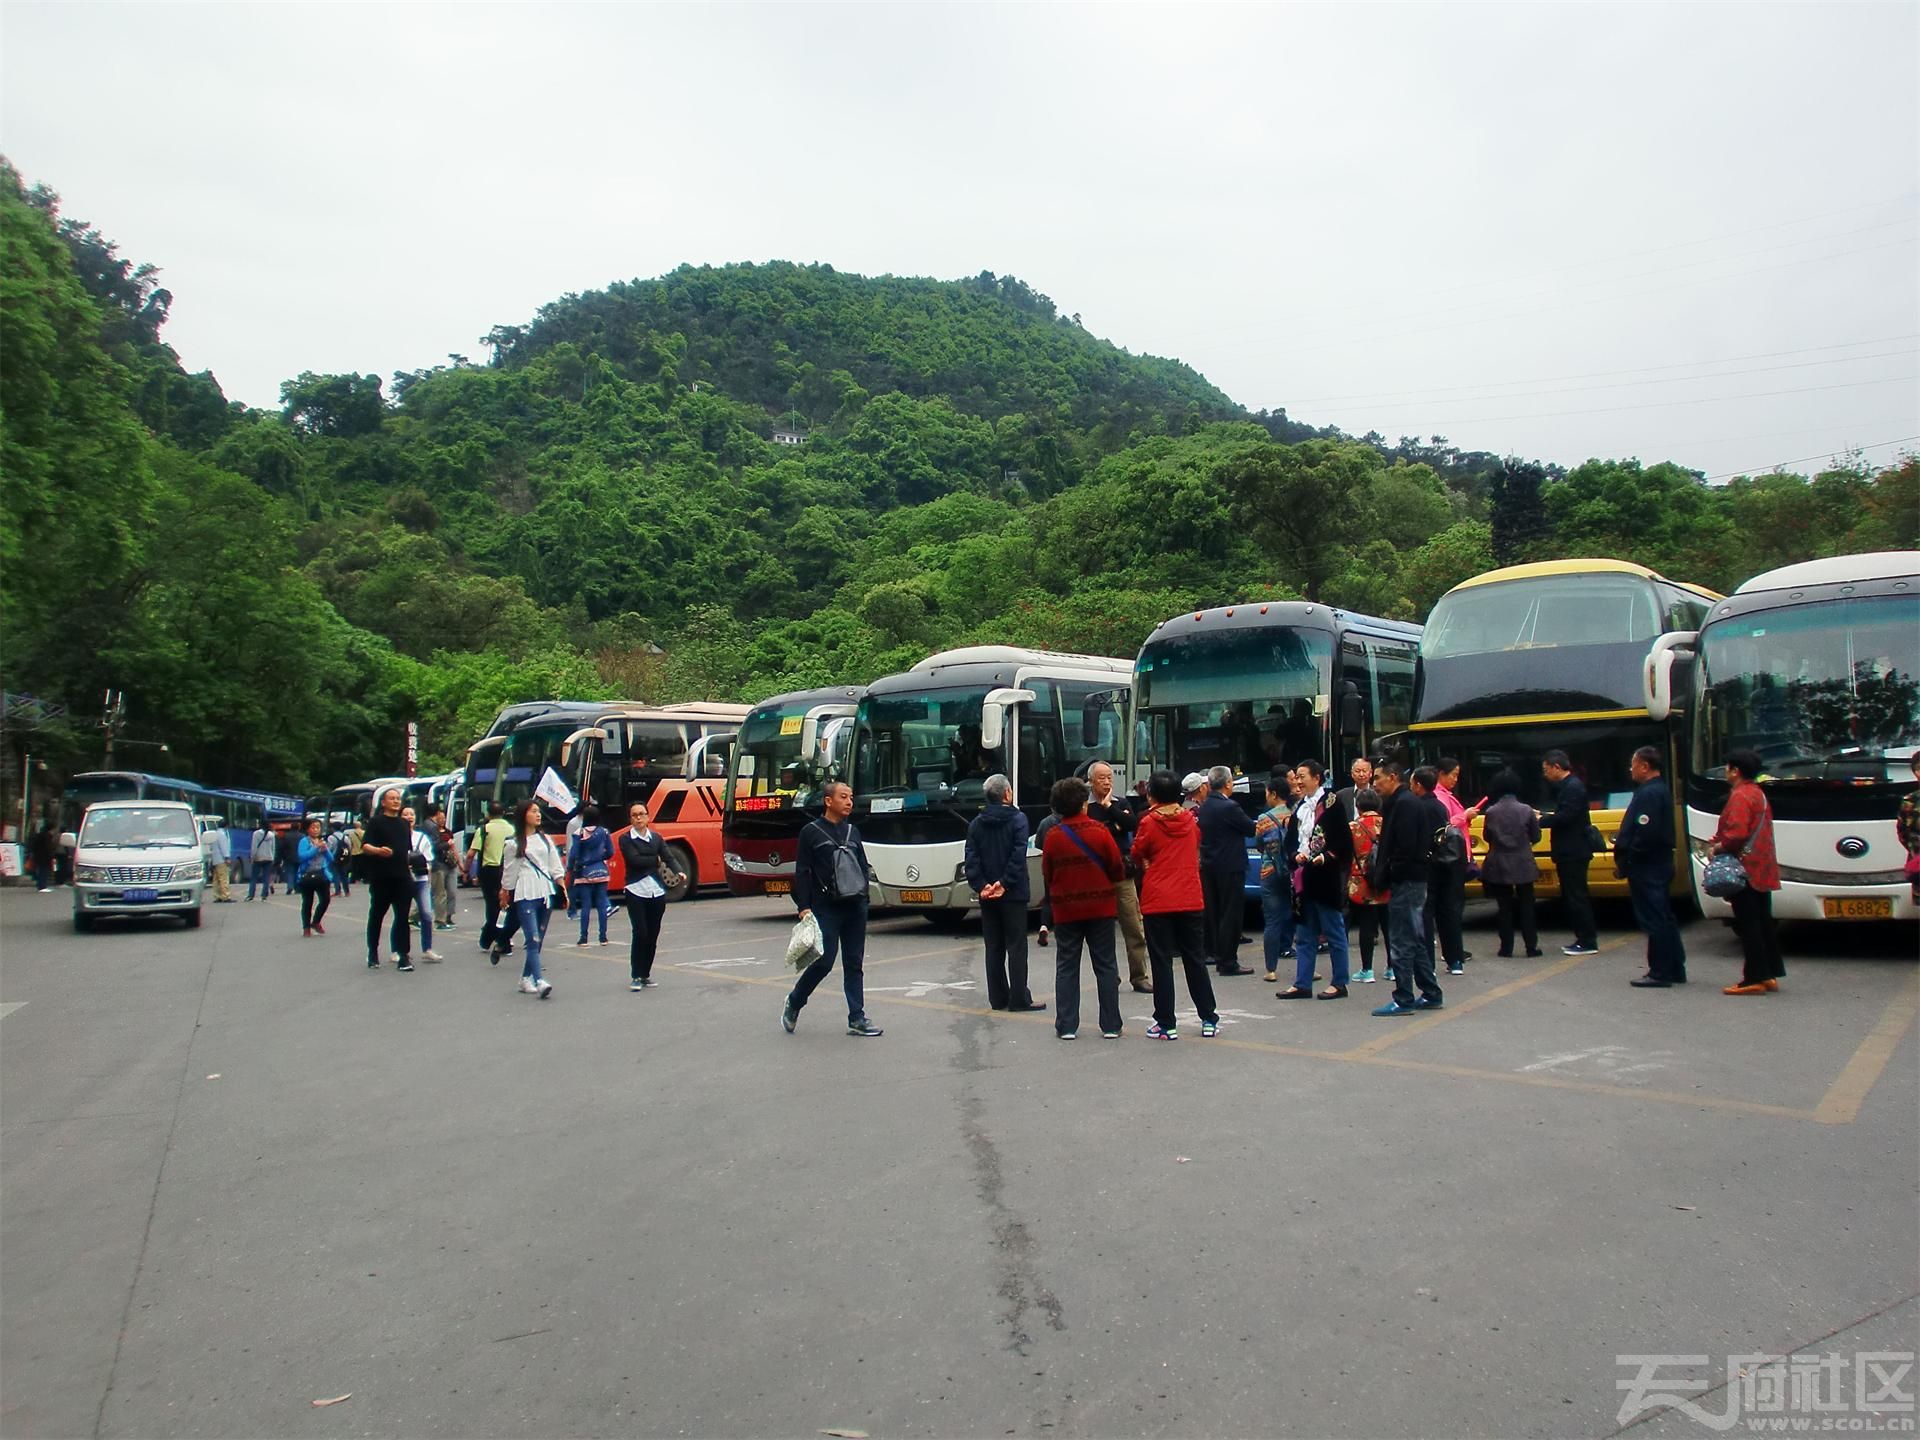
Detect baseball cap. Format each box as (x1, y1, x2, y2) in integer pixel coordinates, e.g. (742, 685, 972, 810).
(1181, 772, 1206, 796)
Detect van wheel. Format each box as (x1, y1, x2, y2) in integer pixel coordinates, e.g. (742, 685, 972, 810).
(73, 912, 93, 934)
(183, 908, 203, 929)
(664, 844, 696, 902)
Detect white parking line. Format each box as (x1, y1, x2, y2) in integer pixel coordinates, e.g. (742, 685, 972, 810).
(0, 1002, 25, 1020)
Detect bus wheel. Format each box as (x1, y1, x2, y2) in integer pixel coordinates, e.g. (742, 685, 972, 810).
(664, 843, 696, 902)
(924, 910, 969, 931)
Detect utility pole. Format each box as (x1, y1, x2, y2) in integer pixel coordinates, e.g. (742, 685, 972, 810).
(101, 689, 126, 769)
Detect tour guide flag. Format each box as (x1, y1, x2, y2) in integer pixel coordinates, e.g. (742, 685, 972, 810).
(534, 765, 579, 815)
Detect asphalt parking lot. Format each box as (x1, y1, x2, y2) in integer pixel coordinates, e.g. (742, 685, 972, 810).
(2, 886, 1915, 1440)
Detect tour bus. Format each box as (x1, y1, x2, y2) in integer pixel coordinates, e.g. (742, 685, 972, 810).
(554, 702, 752, 900)
(62, 771, 303, 860)
(722, 686, 865, 898)
(1131, 602, 1421, 897)
(1408, 559, 1720, 901)
(850, 647, 1136, 922)
(1644, 551, 1918, 922)
(324, 776, 413, 827)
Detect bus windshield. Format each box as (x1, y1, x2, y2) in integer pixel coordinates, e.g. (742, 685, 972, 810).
(1135, 627, 1333, 776)
(1695, 594, 1920, 781)
(735, 709, 845, 808)
(1424, 574, 1661, 658)
(855, 687, 1002, 799)
(1413, 719, 1663, 812)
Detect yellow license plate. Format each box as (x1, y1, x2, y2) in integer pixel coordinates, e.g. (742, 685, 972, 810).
(1822, 896, 1893, 920)
(899, 889, 934, 903)
(764, 880, 790, 894)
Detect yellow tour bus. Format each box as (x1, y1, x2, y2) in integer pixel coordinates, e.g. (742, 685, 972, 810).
(1406, 559, 1721, 902)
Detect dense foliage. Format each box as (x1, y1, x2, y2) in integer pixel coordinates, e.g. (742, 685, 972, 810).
(2, 159, 1911, 797)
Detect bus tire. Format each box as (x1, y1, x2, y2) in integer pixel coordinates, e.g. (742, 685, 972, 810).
(664, 843, 696, 902)
(924, 909, 969, 931)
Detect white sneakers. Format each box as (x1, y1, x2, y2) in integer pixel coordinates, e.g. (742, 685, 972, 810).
(421, 949, 445, 963)
(518, 976, 539, 994)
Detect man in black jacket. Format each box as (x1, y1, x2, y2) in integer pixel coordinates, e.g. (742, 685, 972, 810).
(1196, 766, 1256, 975)
(1274, 758, 1355, 999)
(783, 781, 883, 1036)
(1615, 746, 1687, 988)
(963, 775, 1041, 1012)
(1541, 750, 1599, 955)
(1371, 763, 1445, 1014)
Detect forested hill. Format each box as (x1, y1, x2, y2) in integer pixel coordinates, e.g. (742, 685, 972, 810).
(2, 159, 1913, 796)
(488, 263, 1243, 450)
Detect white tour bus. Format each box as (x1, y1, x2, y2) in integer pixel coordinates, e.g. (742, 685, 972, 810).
(1646, 550, 1918, 922)
(849, 646, 1133, 923)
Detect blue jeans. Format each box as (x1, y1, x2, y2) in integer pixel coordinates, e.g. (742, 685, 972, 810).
(1293, 897, 1350, 989)
(514, 898, 552, 983)
(411, 877, 435, 950)
(1387, 879, 1440, 1007)
(788, 899, 867, 1024)
(247, 861, 273, 899)
(1260, 872, 1295, 973)
(574, 881, 610, 942)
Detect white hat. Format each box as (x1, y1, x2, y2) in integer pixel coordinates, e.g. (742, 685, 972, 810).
(1181, 772, 1206, 795)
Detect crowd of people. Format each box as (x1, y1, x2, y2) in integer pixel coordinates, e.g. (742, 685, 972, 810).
(112, 747, 1920, 1032)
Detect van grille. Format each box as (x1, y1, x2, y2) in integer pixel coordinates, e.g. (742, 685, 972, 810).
(104, 865, 176, 884)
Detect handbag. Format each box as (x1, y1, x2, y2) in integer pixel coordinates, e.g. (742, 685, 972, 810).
(1702, 802, 1765, 899)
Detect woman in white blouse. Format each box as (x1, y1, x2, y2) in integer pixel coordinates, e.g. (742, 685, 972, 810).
(401, 806, 446, 962)
(499, 799, 567, 999)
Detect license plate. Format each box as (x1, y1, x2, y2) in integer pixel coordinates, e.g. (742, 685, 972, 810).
(899, 889, 934, 903)
(122, 888, 159, 903)
(1822, 896, 1893, 920)
(764, 880, 791, 894)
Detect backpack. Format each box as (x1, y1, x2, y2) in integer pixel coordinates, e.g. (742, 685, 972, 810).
(816, 821, 867, 901)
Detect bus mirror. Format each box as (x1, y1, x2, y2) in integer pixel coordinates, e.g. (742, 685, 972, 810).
(1644, 632, 1696, 723)
(1338, 691, 1364, 737)
(980, 688, 1035, 752)
(1082, 704, 1104, 749)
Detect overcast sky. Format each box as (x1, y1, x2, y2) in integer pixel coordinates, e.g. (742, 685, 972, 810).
(3, 1, 1915, 479)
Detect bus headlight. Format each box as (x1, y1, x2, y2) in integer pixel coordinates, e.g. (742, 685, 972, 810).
(723, 852, 743, 870)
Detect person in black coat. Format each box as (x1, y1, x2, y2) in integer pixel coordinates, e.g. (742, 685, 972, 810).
(1540, 750, 1599, 954)
(1615, 745, 1686, 987)
(1275, 758, 1356, 999)
(1196, 766, 1256, 975)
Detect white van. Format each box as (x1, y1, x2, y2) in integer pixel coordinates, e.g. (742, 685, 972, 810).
(65, 800, 206, 932)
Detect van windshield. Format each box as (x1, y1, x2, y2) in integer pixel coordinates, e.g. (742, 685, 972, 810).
(80, 808, 198, 849)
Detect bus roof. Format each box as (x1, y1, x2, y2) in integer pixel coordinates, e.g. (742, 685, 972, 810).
(908, 646, 1132, 674)
(1733, 551, 1919, 594)
(1140, 601, 1421, 650)
(1442, 559, 1725, 598)
(745, 686, 866, 716)
(569, 702, 752, 724)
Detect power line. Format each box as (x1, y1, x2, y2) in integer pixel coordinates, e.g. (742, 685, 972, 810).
(1305, 348, 1917, 416)
(1320, 372, 1916, 428)
(1702, 435, 1920, 484)
(1286, 334, 1920, 405)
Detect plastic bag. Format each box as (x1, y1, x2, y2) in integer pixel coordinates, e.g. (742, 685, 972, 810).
(785, 911, 823, 971)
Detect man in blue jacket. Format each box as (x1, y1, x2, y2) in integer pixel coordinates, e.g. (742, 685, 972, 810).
(1615, 745, 1687, 988)
(1197, 766, 1256, 975)
(964, 774, 1043, 1012)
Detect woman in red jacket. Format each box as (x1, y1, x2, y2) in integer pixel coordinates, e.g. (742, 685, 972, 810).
(1130, 769, 1221, 1039)
(1712, 749, 1784, 995)
(1040, 777, 1128, 1039)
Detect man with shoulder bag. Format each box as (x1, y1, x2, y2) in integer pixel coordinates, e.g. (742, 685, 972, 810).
(781, 781, 883, 1037)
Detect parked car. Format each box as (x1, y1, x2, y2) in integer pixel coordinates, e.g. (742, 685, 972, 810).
(65, 800, 206, 931)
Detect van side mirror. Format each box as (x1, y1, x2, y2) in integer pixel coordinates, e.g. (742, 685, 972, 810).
(59, 832, 77, 850)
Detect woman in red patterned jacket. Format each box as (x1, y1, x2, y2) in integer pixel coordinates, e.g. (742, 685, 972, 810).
(1712, 749, 1784, 995)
